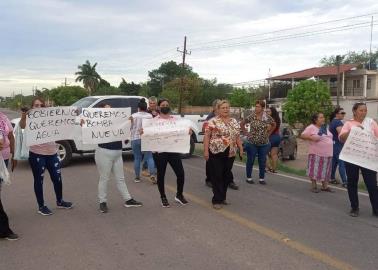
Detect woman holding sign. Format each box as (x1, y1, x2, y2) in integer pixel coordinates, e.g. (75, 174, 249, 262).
(0, 113, 18, 240)
(19, 97, 73, 216)
(339, 102, 378, 217)
(301, 113, 334, 193)
(94, 104, 143, 213)
(204, 100, 243, 210)
(148, 98, 189, 208)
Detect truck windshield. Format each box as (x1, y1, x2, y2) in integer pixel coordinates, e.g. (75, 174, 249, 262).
(72, 97, 98, 108)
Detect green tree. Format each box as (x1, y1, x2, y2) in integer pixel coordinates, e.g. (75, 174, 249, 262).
(229, 88, 251, 108)
(148, 61, 198, 97)
(118, 78, 141, 95)
(320, 49, 378, 67)
(283, 80, 333, 126)
(49, 86, 88, 106)
(92, 85, 121, 95)
(160, 76, 202, 109)
(75, 60, 102, 95)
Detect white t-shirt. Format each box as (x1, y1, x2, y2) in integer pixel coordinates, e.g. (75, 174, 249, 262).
(130, 111, 153, 141)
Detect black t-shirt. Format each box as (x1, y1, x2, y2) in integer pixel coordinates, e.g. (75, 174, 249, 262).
(147, 108, 159, 118)
(98, 141, 123, 150)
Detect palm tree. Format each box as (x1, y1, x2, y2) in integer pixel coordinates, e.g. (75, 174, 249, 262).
(75, 60, 101, 95)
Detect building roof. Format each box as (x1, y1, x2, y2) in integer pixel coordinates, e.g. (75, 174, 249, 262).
(269, 64, 358, 81)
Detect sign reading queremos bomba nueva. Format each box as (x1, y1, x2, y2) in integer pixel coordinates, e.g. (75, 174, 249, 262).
(81, 107, 131, 144)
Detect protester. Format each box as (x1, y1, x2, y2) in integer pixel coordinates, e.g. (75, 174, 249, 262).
(266, 107, 281, 173)
(203, 99, 240, 190)
(329, 107, 347, 187)
(240, 100, 275, 185)
(19, 97, 73, 216)
(130, 98, 156, 184)
(204, 100, 243, 210)
(0, 113, 18, 240)
(148, 98, 189, 208)
(203, 99, 218, 188)
(339, 102, 378, 217)
(142, 96, 159, 177)
(93, 103, 142, 213)
(301, 113, 334, 193)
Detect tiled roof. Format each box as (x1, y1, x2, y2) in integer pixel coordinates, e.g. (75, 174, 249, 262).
(269, 64, 358, 80)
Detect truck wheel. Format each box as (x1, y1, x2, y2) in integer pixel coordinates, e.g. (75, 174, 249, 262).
(56, 141, 72, 167)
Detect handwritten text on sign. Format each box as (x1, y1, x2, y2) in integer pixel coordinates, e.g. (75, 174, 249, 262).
(340, 127, 378, 172)
(81, 108, 131, 144)
(25, 107, 77, 146)
(141, 118, 191, 153)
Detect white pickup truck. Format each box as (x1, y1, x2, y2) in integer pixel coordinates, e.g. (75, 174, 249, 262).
(12, 95, 208, 167)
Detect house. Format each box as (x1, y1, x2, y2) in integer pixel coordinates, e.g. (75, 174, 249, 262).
(267, 65, 378, 119)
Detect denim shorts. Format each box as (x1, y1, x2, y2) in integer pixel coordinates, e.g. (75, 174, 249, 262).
(269, 134, 281, 148)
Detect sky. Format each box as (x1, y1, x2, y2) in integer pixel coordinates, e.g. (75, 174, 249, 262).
(1, 0, 378, 96)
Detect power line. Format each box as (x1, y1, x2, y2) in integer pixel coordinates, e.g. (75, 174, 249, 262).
(191, 22, 378, 51)
(189, 12, 378, 47)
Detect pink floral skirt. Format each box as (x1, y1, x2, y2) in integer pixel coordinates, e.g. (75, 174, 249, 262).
(306, 154, 332, 182)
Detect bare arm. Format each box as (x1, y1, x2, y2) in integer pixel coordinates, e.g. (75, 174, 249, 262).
(19, 112, 27, 129)
(203, 130, 210, 161)
(240, 119, 247, 134)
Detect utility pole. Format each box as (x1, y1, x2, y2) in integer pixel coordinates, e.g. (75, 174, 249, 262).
(336, 55, 341, 107)
(177, 36, 191, 114)
(369, 16, 374, 70)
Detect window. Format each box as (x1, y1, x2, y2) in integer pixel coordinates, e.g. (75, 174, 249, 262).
(123, 98, 142, 113)
(353, 79, 361, 89)
(367, 78, 372, 90)
(94, 98, 124, 108)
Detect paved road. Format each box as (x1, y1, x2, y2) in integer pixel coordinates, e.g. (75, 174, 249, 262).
(1, 108, 377, 270)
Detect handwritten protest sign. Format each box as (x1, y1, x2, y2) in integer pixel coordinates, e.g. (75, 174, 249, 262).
(141, 118, 191, 153)
(340, 127, 378, 172)
(25, 107, 78, 146)
(81, 108, 131, 144)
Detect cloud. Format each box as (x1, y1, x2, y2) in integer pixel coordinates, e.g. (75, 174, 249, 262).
(0, 0, 378, 96)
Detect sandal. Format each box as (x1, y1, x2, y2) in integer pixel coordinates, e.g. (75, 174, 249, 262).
(311, 188, 320, 193)
(321, 187, 335, 193)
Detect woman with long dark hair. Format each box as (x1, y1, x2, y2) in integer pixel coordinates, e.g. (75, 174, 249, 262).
(301, 113, 334, 193)
(19, 97, 73, 216)
(266, 107, 281, 173)
(329, 107, 347, 187)
(339, 102, 378, 217)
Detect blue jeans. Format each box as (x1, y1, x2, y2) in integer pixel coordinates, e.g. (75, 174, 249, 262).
(245, 142, 270, 179)
(331, 142, 347, 184)
(131, 139, 155, 178)
(28, 152, 63, 208)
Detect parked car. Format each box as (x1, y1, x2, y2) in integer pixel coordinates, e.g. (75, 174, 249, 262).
(11, 95, 206, 167)
(279, 124, 297, 160)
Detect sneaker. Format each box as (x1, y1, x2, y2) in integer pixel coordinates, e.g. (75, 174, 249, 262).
(342, 183, 348, 188)
(134, 177, 141, 183)
(330, 179, 339, 184)
(141, 170, 150, 177)
(99, 202, 108, 213)
(149, 175, 157, 184)
(246, 178, 254, 184)
(124, 199, 143, 208)
(6, 233, 19, 241)
(259, 179, 266, 185)
(161, 197, 170, 208)
(175, 195, 188, 205)
(38, 206, 53, 216)
(57, 200, 73, 209)
(229, 182, 239, 190)
(349, 208, 359, 217)
(205, 181, 213, 188)
(222, 200, 230, 205)
(213, 204, 222, 210)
